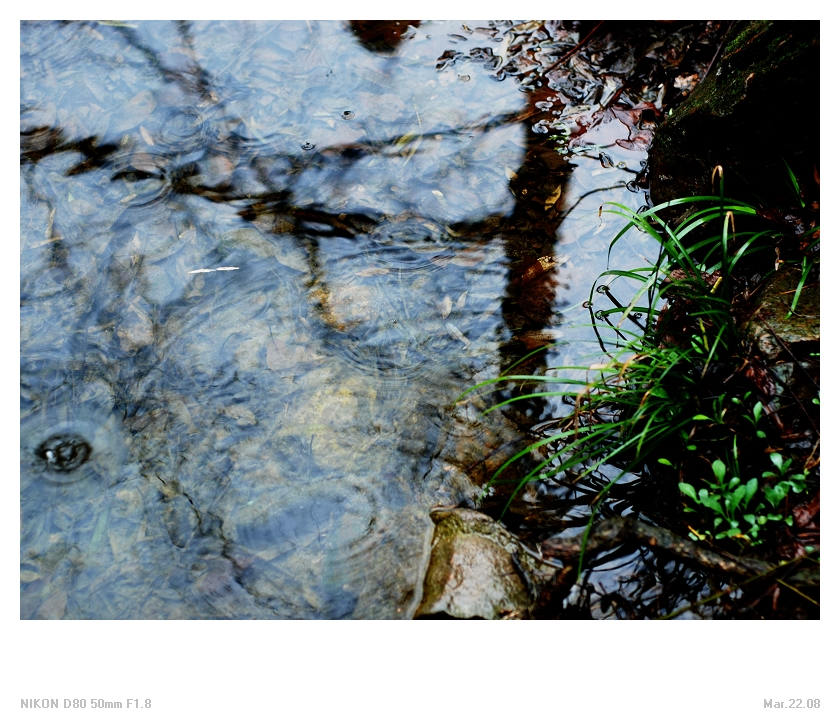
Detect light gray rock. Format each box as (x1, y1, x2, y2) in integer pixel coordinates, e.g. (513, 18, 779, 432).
(414, 508, 555, 619)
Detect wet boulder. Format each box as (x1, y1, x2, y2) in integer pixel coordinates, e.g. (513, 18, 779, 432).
(414, 508, 554, 619)
(742, 265, 819, 362)
(741, 264, 819, 424)
(647, 21, 819, 213)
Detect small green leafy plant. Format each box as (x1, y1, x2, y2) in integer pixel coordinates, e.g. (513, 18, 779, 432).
(678, 451, 807, 543)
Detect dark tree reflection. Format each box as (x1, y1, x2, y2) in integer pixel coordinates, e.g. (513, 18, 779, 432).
(21, 20, 731, 618)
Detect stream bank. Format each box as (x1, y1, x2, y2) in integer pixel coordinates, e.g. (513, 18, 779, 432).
(416, 20, 819, 620)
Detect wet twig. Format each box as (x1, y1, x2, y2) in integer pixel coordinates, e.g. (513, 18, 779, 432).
(540, 516, 819, 588)
(699, 21, 734, 82)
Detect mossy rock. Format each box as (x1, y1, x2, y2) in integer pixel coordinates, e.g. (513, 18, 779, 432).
(648, 21, 819, 213)
(742, 264, 819, 361)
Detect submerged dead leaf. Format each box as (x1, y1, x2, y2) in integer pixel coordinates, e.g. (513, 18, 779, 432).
(517, 254, 570, 284)
(357, 266, 390, 277)
(223, 404, 258, 427)
(515, 329, 563, 349)
(439, 295, 453, 319)
(445, 322, 470, 347)
(543, 185, 563, 210)
(139, 125, 155, 146)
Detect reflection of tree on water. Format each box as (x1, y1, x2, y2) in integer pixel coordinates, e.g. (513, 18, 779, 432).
(21, 20, 734, 618)
(21, 21, 549, 384)
(20, 18, 654, 465)
(349, 20, 420, 53)
(21, 19, 692, 430)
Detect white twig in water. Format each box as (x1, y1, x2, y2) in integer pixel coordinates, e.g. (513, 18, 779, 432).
(188, 266, 240, 274)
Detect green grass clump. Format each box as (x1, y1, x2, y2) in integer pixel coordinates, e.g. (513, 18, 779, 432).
(461, 179, 818, 556)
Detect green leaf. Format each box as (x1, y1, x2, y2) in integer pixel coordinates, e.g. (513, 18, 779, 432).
(698, 492, 723, 514)
(730, 484, 746, 510)
(658, 457, 673, 466)
(764, 486, 783, 508)
(712, 459, 727, 484)
(743, 477, 758, 506)
(678, 482, 698, 502)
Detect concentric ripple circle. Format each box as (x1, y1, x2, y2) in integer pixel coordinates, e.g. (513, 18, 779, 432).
(35, 432, 92, 473)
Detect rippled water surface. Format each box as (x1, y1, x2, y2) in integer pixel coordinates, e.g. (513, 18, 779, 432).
(21, 20, 655, 618)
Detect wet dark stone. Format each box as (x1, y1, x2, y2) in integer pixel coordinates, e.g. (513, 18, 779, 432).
(35, 433, 91, 472)
(647, 21, 819, 217)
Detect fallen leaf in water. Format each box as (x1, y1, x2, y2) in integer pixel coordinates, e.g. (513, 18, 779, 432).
(544, 184, 563, 210)
(223, 404, 258, 427)
(126, 89, 156, 119)
(517, 254, 570, 284)
(515, 329, 564, 349)
(357, 266, 390, 277)
(139, 125, 155, 146)
(449, 248, 485, 267)
(445, 322, 470, 347)
(439, 295, 453, 319)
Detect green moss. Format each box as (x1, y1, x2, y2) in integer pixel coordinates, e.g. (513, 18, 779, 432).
(667, 21, 817, 124)
(724, 20, 772, 56)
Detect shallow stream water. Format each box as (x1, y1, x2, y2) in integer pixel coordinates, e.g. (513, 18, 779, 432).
(21, 20, 658, 618)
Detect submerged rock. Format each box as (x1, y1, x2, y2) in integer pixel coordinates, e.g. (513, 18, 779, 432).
(414, 507, 554, 619)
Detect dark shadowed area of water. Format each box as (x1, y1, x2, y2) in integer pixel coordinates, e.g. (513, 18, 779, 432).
(21, 20, 661, 618)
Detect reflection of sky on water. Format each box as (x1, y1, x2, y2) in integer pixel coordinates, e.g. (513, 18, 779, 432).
(20, 20, 658, 618)
(19, 20, 533, 619)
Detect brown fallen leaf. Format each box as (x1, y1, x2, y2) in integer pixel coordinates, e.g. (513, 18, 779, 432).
(517, 254, 570, 285)
(544, 185, 563, 210)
